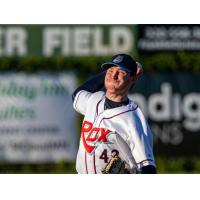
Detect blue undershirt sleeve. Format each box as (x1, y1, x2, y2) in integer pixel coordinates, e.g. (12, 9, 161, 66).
(72, 71, 106, 102)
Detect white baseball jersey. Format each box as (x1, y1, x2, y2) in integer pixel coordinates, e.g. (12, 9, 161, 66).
(73, 90, 156, 174)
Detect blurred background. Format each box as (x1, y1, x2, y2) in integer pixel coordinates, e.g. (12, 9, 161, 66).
(0, 24, 199, 173)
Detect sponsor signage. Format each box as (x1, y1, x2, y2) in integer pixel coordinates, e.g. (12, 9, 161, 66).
(129, 72, 200, 156)
(0, 72, 77, 162)
(0, 25, 136, 57)
(138, 25, 200, 52)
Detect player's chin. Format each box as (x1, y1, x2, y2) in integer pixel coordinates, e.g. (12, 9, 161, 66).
(106, 85, 122, 93)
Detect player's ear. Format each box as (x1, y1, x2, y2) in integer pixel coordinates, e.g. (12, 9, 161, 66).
(130, 62, 143, 82)
(136, 62, 143, 77)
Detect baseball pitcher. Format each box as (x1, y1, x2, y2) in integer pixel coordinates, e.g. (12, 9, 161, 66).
(72, 54, 156, 174)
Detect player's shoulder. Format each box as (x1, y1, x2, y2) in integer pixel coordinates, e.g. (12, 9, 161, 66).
(128, 99, 139, 112)
(114, 100, 139, 121)
(76, 90, 104, 100)
(127, 99, 144, 118)
(84, 90, 105, 106)
(89, 91, 105, 101)
(73, 90, 104, 107)
(127, 99, 148, 123)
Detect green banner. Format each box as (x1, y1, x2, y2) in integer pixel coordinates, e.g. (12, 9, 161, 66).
(0, 25, 137, 57)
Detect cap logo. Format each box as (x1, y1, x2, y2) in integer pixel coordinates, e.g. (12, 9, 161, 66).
(113, 55, 123, 63)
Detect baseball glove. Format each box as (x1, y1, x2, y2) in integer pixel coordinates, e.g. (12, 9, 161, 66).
(101, 152, 129, 174)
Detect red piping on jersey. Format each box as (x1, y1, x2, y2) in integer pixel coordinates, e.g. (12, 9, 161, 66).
(85, 152, 88, 174)
(98, 106, 138, 127)
(93, 152, 97, 174)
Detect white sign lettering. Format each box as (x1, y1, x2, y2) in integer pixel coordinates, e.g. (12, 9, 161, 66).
(129, 82, 200, 132)
(0, 27, 27, 56)
(43, 27, 134, 56)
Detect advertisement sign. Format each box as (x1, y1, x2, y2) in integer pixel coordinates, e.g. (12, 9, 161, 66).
(0, 25, 136, 57)
(129, 72, 200, 156)
(0, 72, 77, 162)
(138, 25, 200, 52)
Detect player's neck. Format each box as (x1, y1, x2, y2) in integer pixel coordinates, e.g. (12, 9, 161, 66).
(105, 91, 128, 102)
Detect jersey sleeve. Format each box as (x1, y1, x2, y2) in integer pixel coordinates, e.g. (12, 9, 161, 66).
(127, 107, 156, 169)
(73, 90, 92, 115)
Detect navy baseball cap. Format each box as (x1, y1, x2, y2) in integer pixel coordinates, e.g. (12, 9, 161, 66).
(101, 54, 138, 76)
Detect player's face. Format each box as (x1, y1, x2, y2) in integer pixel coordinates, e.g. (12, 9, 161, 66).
(105, 66, 135, 95)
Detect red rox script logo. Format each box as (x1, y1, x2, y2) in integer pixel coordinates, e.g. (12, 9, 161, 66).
(81, 121, 112, 154)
